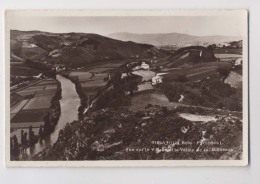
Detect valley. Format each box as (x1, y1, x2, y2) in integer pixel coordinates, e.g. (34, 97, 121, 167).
(9, 30, 243, 161)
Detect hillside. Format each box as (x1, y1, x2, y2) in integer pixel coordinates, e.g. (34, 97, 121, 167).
(33, 100, 242, 161)
(163, 46, 217, 68)
(108, 32, 241, 46)
(11, 30, 166, 68)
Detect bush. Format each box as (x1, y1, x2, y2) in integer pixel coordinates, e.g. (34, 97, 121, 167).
(175, 74, 188, 83)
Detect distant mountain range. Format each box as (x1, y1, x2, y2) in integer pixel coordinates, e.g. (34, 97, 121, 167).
(108, 32, 241, 46)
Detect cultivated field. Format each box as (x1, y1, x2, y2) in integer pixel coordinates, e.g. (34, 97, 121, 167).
(10, 99, 29, 114)
(132, 70, 156, 81)
(10, 78, 58, 136)
(23, 96, 53, 110)
(11, 109, 49, 123)
(214, 48, 242, 55)
(215, 54, 242, 59)
(129, 91, 181, 111)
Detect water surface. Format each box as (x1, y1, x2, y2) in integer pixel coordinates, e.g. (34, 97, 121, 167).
(29, 75, 81, 155)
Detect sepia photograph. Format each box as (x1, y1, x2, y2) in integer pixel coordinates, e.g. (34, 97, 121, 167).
(5, 10, 248, 167)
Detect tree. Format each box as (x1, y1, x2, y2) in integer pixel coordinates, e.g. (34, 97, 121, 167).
(21, 130, 24, 145)
(29, 126, 36, 146)
(23, 132, 28, 146)
(39, 125, 43, 139)
(217, 67, 230, 77)
(162, 107, 170, 115)
(12, 135, 19, 158)
(43, 113, 52, 136)
(207, 45, 214, 51)
(10, 137, 14, 157)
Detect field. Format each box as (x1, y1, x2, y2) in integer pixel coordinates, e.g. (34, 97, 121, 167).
(35, 89, 57, 97)
(81, 80, 107, 87)
(11, 66, 41, 76)
(132, 70, 156, 81)
(214, 48, 242, 55)
(10, 99, 29, 114)
(165, 52, 190, 67)
(10, 78, 58, 137)
(215, 54, 242, 59)
(129, 91, 181, 111)
(11, 109, 49, 123)
(137, 83, 154, 92)
(11, 122, 44, 129)
(16, 90, 36, 97)
(34, 80, 58, 86)
(23, 96, 53, 110)
(85, 67, 115, 73)
(23, 86, 45, 91)
(163, 62, 232, 82)
(74, 60, 126, 73)
(69, 70, 110, 108)
(70, 72, 93, 83)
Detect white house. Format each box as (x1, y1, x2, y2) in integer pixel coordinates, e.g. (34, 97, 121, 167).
(133, 65, 141, 71)
(121, 73, 128, 79)
(141, 62, 149, 70)
(152, 73, 167, 85)
(152, 75, 163, 85)
(22, 42, 38, 48)
(235, 58, 242, 66)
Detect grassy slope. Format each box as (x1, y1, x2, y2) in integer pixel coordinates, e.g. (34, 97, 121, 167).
(11, 66, 41, 76)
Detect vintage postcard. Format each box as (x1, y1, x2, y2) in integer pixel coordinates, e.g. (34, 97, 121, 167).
(5, 10, 248, 167)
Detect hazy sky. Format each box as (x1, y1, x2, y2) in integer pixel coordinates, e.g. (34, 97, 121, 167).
(8, 16, 244, 37)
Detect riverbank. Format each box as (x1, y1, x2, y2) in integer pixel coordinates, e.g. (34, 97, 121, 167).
(62, 73, 88, 118)
(11, 77, 62, 160)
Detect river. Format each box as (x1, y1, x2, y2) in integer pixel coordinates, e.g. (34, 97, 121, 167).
(29, 75, 81, 155)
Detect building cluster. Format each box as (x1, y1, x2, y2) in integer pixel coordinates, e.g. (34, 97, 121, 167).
(121, 61, 168, 94)
(132, 62, 150, 71)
